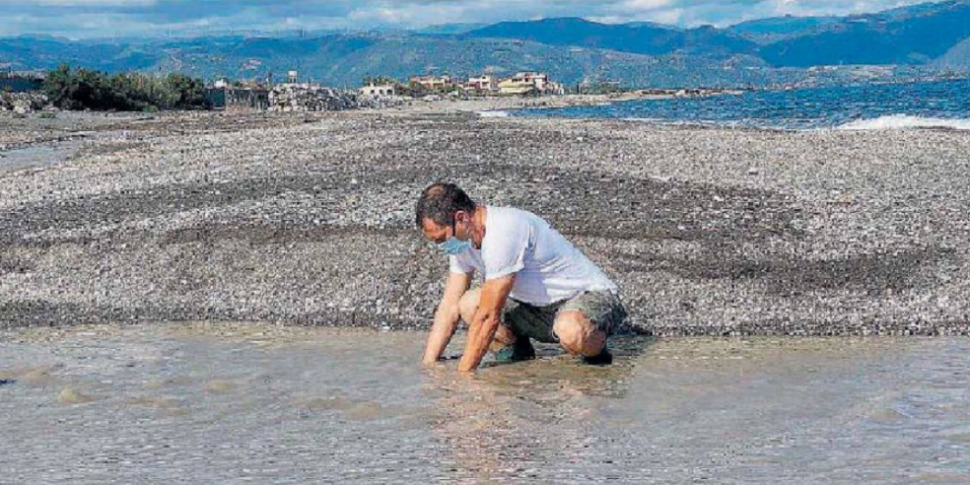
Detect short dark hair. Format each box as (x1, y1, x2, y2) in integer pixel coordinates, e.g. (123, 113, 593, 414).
(415, 183, 476, 228)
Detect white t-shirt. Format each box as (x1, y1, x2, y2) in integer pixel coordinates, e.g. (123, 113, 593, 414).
(449, 206, 617, 306)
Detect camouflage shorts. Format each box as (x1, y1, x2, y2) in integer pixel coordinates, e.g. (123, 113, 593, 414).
(503, 290, 629, 344)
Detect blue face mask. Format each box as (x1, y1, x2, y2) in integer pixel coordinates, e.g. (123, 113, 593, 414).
(439, 215, 472, 255)
(439, 237, 472, 255)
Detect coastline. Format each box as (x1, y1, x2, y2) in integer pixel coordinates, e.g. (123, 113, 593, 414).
(367, 89, 739, 116)
(2, 105, 969, 336)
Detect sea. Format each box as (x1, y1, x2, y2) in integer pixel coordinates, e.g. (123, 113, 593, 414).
(4, 324, 970, 483)
(510, 78, 970, 130)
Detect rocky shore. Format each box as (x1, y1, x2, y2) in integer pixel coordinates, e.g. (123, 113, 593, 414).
(1, 105, 969, 335)
(0, 92, 49, 115)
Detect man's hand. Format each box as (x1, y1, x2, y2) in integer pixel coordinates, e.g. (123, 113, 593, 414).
(457, 274, 515, 372)
(422, 271, 472, 366)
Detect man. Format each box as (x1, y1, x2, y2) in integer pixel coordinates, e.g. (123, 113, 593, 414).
(415, 182, 628, 372)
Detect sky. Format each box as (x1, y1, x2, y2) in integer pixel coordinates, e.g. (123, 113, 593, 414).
(0, 0, 943, 39)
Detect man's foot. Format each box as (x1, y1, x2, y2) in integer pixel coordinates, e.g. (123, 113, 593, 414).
(581, 348, 613, 366)
(492, 338, 536, 363)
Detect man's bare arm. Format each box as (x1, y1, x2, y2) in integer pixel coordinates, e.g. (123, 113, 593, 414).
(457, 274, 515, 372)
(422, 271, 472, 366)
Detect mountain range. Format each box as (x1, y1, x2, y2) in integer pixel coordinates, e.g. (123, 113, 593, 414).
(1, 0, 968, 88)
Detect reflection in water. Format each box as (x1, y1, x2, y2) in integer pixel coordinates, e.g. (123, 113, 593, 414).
(423, 341, 646, 481)
(1, 324, 969, 483)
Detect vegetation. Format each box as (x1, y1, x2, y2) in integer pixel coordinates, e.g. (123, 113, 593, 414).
(403, 79, 462, 98)
(361, 75, 399, 86)
(361, 75, 463, 97)
(576, 80, 624, 95)
(361, 75, 434, 97)
(42, 64, 209, 111)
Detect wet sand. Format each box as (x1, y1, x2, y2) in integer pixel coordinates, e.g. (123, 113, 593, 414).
(1, 323, 968, 483)
(1, 106, 970, 335)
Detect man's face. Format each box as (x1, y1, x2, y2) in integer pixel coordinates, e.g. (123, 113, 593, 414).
(421, 212, 467, 244)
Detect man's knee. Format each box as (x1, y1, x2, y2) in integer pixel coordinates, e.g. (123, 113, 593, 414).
(553, 311, 606, 357)
(458, 288, 481, 324)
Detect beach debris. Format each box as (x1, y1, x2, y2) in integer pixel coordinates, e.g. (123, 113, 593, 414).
(0, 92, 49, 114)
(268, 84, 406, 112)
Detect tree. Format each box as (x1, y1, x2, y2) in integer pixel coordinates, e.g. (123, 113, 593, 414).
(167, 73, 207, 109)
(362, 75, 399, 87)
(42, 65, 209, 111)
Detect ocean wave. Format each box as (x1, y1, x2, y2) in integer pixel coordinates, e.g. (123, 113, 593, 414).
(478, 110, 510, 118)
(838, 115, 970, 131)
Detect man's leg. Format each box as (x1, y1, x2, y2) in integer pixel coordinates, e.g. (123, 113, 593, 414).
(552, 291, 627, 364)
(552, 311, 607, 357)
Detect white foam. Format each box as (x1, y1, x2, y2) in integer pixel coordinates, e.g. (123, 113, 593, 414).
(838, 115, 970, 131)
(478, 110, 510, 118)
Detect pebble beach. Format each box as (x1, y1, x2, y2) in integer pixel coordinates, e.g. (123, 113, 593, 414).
(2, 101, 969, 335)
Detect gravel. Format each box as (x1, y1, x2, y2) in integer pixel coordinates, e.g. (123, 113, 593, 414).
(1, 107, 969, 335)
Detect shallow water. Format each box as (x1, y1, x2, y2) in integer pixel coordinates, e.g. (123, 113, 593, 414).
(0, 142, 79, 174)
(1, 323, 968, 483)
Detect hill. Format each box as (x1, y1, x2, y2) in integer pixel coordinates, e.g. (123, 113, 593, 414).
(1, 1, 968, 89)
(728, 16, 842, 43)
(465, 17, 757, 57)
(758, 0, 970, 67)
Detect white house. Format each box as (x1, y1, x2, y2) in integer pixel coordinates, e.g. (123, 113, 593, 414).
(359, 83, 398, 96)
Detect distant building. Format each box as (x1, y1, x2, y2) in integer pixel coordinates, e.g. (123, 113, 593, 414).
(205, 83, 270, 111)
(498, 78, 539, 96)
(278, 81, 323, 90)
(410, 75, 455, 91)
(465, 75, 499, 94)
(517, 72, 549, 90)
(499, 72, 546, 95)
(359, 83, 397, 96)
(498, 72, 564, 96)
(546, 82, 566, 95)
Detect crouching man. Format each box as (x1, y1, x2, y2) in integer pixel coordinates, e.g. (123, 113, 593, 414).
(416, 183, 628, 372)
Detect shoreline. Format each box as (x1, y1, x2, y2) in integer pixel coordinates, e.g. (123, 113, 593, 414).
(375, 89, 740, 116)
(2, 108, 969, 336)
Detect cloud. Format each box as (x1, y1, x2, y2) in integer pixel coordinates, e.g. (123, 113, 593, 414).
(0, 0, 942, 38)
